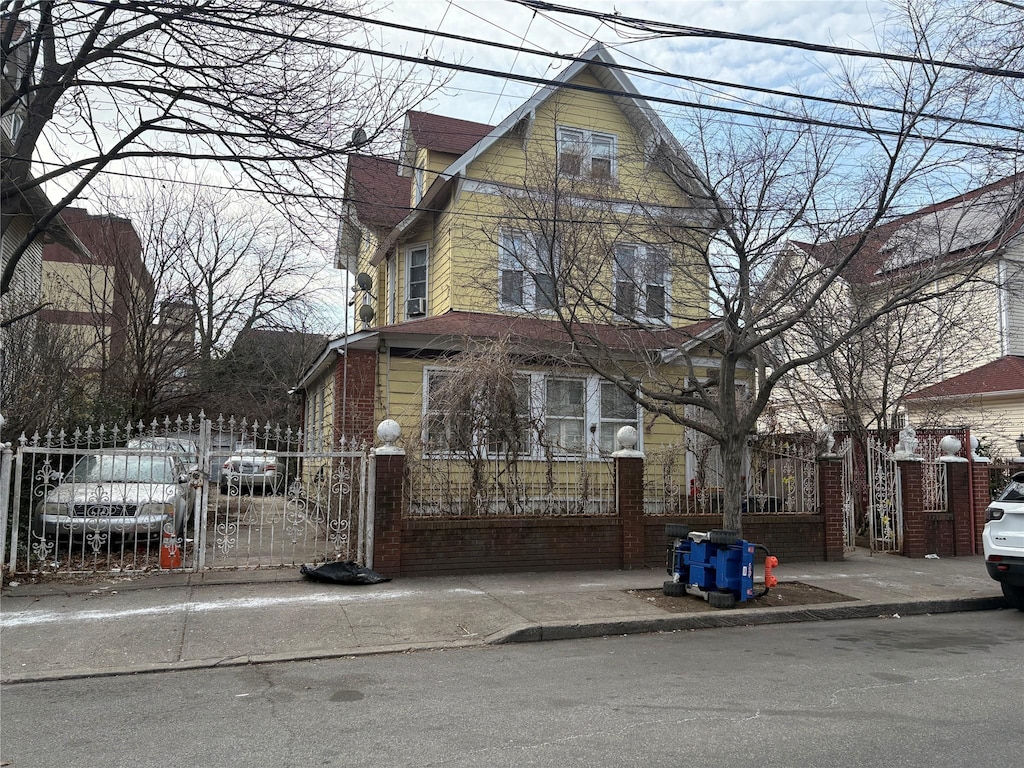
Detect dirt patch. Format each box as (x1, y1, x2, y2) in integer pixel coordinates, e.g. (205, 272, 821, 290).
(629, 581, 853, 613)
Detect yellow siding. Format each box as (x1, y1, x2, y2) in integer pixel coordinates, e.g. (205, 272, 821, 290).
(387, 65, 711, 325)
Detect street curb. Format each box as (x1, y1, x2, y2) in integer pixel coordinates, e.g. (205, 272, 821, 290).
(3, 596, 1007, 684)
(486, 596, 1008, 644)
(0, 639, 482, 685)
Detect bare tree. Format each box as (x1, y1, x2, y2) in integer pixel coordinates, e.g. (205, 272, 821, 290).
(1, 0, 444, 297)
(481, 1, 1024, 534)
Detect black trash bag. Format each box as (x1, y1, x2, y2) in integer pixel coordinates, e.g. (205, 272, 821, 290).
(300, 561, 391, 585)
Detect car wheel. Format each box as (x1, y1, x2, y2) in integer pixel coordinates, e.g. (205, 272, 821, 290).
(708, 528, 739, 546)
(663, 580, 687, 597)
(1000, 582, 1024, 611)
(665, 524, 690, 539)
(708, 590, 737, 609)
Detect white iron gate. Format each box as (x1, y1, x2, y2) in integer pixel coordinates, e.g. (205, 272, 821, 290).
(838, 436, 857, 554)
(867, 436, 903, 553)
(1, 415, 374, 575)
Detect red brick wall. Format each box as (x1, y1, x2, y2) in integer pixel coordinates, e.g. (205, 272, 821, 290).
(900, 461, 929, 558)
(617, 457, 645, 569)
(641, 515, 826, 568)
(400, 517, 622, 575)
(818, 458, 845, 561)
(372, 453, 405, 577)
(334, 349, 377, 445)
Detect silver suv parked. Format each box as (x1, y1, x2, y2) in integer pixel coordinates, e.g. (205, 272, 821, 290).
(983, 470, 1024, 611)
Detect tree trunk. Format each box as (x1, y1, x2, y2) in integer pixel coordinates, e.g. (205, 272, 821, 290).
(719, 439, 746, 536)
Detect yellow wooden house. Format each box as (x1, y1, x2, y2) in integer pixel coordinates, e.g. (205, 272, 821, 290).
(298, 44, 729, 508)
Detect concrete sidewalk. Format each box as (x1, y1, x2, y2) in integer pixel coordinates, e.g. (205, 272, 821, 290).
(0, 551, 1008, 684)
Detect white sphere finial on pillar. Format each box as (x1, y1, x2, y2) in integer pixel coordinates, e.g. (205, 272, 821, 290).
(611, 425, 643, 457)
(375, 419, 404, 455)
(937, 435, 967, 463)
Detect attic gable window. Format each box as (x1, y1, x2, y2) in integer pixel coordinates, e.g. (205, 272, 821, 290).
(499, 230, 559, 312)
(614, 244, 670, 320)
(557, 126, 616, 181)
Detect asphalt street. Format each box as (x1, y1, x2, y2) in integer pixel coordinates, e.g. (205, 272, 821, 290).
(2, 609, 1020, 768)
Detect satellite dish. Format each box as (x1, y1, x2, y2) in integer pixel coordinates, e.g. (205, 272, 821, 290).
(350, 126, 368, 148)
(356, 272, 373, 291)
(357, 304, 375, 323)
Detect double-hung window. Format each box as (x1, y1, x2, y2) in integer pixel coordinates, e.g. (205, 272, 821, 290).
(599, 383, 638, 453)
(557, 127, 616, 181)
(499, 231, 558, 312)
(406, 244, 428, 318)
(423, 370, 641, 458)
(544, 378, 586, 455)
(614, 244, 669, 320)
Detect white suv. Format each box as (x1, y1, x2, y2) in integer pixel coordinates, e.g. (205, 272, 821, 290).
(983, 470, 1024, 611)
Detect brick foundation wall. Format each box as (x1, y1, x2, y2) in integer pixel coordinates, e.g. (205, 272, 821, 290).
(399, 517, 622, 575)
(641, 514, 826, 568)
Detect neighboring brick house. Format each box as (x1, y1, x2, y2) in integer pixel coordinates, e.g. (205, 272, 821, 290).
(767, 174, 1024, 454)
(299, 43, 731, 479)
(39, 207, 154, 378)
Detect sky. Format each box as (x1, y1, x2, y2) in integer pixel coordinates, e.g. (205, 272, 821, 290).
(370, 0, 891, 131)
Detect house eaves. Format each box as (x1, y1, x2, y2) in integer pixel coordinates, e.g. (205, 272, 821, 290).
(441, 42, 718, 218)
(296, 329, 380, 391)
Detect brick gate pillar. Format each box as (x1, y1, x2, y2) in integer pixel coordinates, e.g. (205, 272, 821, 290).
(817, 457, 845, 561)
(942, 459, 972, 557)
(898, 459, 927, 558)
(613, 427, 645, 569)
(372, 419, 405, 577)
(971, 463, 995, 555)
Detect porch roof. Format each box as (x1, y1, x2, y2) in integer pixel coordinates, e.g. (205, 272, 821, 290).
(295, 311, 721, 390)
(905, 355, 1024, 400)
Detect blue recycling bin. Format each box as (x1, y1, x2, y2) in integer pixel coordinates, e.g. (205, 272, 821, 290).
(665, 526, 778, 608)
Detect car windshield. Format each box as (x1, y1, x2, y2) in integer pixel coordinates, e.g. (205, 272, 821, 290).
(67, 455, 177, 484)
(997, 480, 1024, 502)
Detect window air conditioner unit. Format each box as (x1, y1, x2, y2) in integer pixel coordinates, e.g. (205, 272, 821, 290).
(406, 297, 426, 317)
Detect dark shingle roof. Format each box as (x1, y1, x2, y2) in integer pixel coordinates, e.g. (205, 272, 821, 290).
(377, 310, 718, 352)
(345, 154, 411, 230)
(405, 111, 494, 156)
(906, 355, 1024, 399)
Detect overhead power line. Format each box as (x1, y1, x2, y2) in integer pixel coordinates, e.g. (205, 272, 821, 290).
(251, 0, 1024, 139)
(510, 0, 1024, 80)
(64, 0, 1024, 155)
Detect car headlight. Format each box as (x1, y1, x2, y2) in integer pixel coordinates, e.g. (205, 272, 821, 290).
(139, 502, 175, 517)
(985, 506, 1004, 522)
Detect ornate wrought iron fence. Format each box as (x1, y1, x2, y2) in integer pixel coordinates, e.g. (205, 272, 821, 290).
(0, 414, 373, 575)
(404, 448, 615, 517)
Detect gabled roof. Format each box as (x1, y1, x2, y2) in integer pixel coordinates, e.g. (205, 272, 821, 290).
(796, 173, 1024, 285)
(372, 42, 719, 265)
(344, 154, 411, 230)
(402, 111, 494, 171)
(441, 42, 713, 204)
(905, 355, 1024, 400)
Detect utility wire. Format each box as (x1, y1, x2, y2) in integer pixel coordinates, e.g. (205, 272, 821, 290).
(510, 0, 1024, 79)
(247, 0, 1024, 137)
(58, 0, 1024, 155)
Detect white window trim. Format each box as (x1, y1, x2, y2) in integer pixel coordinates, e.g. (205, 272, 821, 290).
(414, 167, 425, 205)
(421, 367, 642, 459)
(405, 243, 429, 319)
(498, 230, 558, 313)
(556, 125, 617, 182)
(613, 243, 671, 322)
